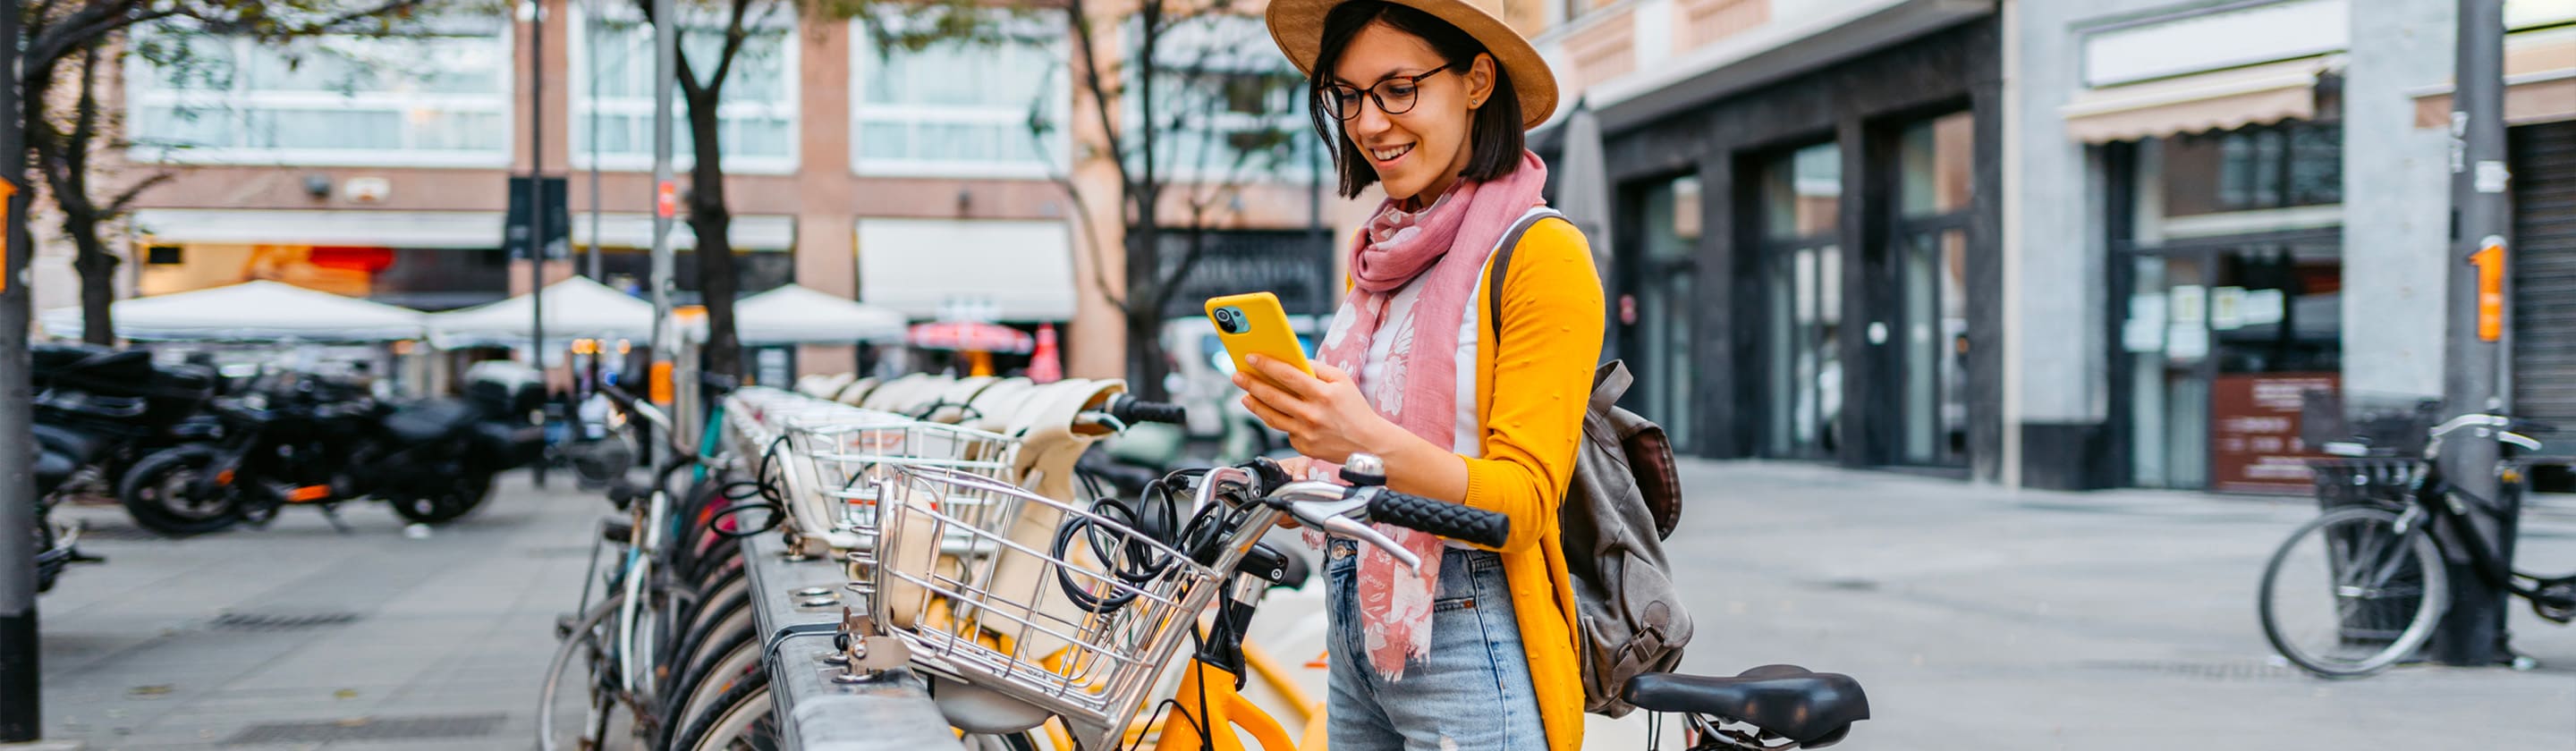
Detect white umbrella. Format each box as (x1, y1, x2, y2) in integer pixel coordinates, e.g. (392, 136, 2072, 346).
(724, 284, 910, 345)
(1555, 97, 1616, 275)
(428, 275, 660, 349)
(38, 280, 426, 342)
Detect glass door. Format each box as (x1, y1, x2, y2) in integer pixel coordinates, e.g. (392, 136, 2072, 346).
(1892, 112, 1975, 467)
(1634, 176, 1702, 452)
(1758, 142, 1843, 459)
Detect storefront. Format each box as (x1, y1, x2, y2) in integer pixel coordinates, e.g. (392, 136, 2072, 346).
(1592, 10, 2002, 477)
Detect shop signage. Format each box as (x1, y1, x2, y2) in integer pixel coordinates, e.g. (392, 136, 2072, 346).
(2210, 372, 2339, 494)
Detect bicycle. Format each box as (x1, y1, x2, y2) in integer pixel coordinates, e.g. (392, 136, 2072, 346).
(2258, 409, 2576, 678)
(856, 452, 1871, 751)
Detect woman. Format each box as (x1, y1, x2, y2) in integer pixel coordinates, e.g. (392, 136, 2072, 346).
(1240, 1, 1604, 749)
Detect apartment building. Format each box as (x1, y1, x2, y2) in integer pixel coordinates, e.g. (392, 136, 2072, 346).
(41, 0, 1335, 381)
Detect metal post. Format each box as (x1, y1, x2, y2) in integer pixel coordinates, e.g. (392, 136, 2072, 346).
(648, 0, 676, 407)
(2434, 0, 2512, 668)
(0, 0, 38, 738)
(586, 0, 603, 283)
(530, 0, 551, 487)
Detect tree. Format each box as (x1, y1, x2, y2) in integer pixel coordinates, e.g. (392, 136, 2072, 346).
(862, 0, 1307, 399)
(21, 0, 430, 345)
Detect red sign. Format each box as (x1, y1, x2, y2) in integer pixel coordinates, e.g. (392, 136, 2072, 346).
(656, 181, 678, 219)
(2210, 373, 2339, 494)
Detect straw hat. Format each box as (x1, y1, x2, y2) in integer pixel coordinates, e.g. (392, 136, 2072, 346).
(1266, 0, 1558, 130)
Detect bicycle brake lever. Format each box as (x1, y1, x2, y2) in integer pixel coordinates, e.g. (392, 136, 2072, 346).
(1318, 516, 1422, 572)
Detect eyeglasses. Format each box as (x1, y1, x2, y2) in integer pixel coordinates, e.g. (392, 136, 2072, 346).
(1319, 64, 1453, 121)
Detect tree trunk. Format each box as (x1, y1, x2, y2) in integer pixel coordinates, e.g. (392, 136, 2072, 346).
(70, 226, 114, 347)
(685, 89, 741, 378)
(1125, 214, 1170, 401)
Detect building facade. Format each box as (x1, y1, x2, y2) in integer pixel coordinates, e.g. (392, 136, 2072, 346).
(1530, 0, 2008, 480)
(38, 0, 1336, 382)
(2007, 0, 2576, 492)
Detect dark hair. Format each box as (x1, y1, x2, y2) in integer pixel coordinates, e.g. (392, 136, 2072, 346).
(1307, 1, 1525, 199)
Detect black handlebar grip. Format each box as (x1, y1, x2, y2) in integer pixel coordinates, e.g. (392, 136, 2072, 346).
(1369, 490, 1510, 549)
(1113, 396, 1189, 426)
(597, 383, 640, 411)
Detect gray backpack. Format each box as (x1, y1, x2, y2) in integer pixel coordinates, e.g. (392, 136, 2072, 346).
(1488, 209, 1693, 717)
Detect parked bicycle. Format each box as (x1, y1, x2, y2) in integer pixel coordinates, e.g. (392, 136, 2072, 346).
(2258, 409, 2576, 677)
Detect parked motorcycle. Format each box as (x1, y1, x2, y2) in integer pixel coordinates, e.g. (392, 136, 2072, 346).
(30, 444, 104, 593)
(117, 366, 544, 536)
(30, 344, 225, 501)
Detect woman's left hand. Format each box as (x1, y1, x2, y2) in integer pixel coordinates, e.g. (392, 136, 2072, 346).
(1234, 356, 1396, 464)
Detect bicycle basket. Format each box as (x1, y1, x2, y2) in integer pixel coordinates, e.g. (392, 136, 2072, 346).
(2299, 390, 2443, 458)
(790, 418, 1022, 533)
(868, 465, 1269, 749)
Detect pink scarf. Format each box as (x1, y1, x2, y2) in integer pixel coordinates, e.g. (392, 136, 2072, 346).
(1312, 150, 1548, 680)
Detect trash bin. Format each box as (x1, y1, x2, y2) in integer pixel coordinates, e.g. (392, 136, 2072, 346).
(2300, 389, 2444, 646)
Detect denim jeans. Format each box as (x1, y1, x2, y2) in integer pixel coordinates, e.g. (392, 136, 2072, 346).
(1324, 539, 1547, 751)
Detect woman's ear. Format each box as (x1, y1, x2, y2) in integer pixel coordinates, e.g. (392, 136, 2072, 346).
(1466, 53, 1498, 110)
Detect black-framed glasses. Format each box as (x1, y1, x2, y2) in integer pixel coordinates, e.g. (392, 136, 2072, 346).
(1319, 64, 1453, 121)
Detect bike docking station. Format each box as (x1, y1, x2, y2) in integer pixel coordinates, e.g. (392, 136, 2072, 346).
(741, 530, 960, 750)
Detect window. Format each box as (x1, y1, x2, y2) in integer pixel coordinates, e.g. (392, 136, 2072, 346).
(1125, 14, 1316, 183)
(125, 21, 513, 166)
(851, 16, 1069, 177)
(570, 4, 799, 173)
(1755, 142, 1843, 458)
(2160, 122, 2341, 215)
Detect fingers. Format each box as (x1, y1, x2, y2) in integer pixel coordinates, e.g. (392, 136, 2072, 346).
(1240, 393, 1296, 431)
(1248, 355, 1324, 398)
(1309, 361, 1351, 384)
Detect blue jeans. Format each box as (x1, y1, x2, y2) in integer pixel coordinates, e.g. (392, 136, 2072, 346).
(1325, 539, 1547, 751)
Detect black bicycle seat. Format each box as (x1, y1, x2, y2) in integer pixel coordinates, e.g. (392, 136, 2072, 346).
(1623, 665, 1869, 747)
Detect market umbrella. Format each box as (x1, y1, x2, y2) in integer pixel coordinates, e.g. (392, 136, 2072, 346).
(907, 321, 1033, 354)
(727, 284, 910, 345)
(1555, 97, 1615, 274)
(38, 280, 427, 342)
(427, 275, 661, 349)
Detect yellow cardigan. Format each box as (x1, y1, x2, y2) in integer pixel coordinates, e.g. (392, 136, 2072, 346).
(1460, 215, 1602, 751)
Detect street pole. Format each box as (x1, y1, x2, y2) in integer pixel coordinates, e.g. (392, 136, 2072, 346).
(0, 0, 38, 738)
(2435, 0, 2512, 667)
(586, 0, 603, 283)
(648, 0, 676, 414)
(529, 0, 551, 488)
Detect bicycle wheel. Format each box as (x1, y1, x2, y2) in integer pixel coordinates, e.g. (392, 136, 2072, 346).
(671, 671, 776, 751)
(2258, 506, 2449, 677)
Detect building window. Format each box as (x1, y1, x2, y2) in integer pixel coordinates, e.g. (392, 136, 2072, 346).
(570, 5, 799, 173)
(125, 21, 513, 166)
(1126, 14, 1316, 183)
(850, 16, 1069, 177)
(1756, 141, 1843, 458)
(1893, 111, 1974, 467)
(2161, 122, 2341, 215)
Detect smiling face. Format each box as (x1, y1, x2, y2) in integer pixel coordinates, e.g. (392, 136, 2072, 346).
(1328, 22, 1496, 204)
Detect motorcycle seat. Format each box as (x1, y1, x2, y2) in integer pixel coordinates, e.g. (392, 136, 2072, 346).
(1622, 665, 1869, 747)
(383, 399, 481, 444)
(32, 423, 111, 467)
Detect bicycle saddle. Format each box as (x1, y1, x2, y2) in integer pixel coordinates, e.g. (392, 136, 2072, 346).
(1623, 665, 1869, 747)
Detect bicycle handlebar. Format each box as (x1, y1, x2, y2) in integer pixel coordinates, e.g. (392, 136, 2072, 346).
(1107, 394, 1188, 426)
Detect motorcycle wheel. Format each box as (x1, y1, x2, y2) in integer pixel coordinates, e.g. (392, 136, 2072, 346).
(392, 472, 493, 525)
(117, 448, 243, 536)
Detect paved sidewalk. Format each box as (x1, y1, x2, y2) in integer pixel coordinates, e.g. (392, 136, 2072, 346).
(33, 473, 603, 750)
(1663, 460, 2576, 750)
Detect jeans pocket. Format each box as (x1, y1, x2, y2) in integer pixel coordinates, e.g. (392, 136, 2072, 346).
(1430, 595, 1478, 613)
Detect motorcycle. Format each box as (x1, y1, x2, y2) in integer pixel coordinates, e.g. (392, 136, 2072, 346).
(30, 444, 104, 593)
(30, 344, 225, 501)
(118, 367, 544, 536)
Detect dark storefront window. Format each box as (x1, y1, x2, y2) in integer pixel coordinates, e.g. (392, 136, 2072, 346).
(592, 247, 793, 304)
(1631, 175, 1701, 452)
(1758, 142, 1843, 458)
(1894, 111, 1974, 467)
(2114, 122, 2343, 493)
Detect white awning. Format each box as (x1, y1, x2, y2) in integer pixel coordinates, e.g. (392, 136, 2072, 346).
(724, 284, 910, 345)
(427, 275, 670, 348)
(2061, 56, 2340, 144)
(856, 218, 1078, 321)
(2411, 26, 2576, 127)
(40, 280, 426, 342)
(126, 209, 795, 250)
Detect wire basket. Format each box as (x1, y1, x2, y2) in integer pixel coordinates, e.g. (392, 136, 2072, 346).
(788, 418, 1022, 532)
(867, 465, 1271, 748)
(2299, 390, 2444, 458)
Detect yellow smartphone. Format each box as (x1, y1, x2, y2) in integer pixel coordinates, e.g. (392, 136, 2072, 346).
(1206, 292, 1312, 384)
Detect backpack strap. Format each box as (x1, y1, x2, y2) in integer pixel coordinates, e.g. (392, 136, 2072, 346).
(1486, 207, 1567, 340)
